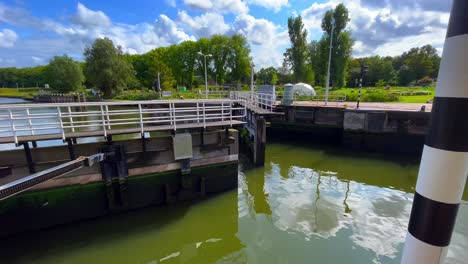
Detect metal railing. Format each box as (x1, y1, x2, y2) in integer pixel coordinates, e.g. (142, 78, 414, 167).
(229, 91, 276, 112)
(0, 100, 246, 144)
(281, 92, 347, 106)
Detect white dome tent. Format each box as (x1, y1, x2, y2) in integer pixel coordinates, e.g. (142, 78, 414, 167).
(282, 83, 316, 105)
(293, 83, 316, 96)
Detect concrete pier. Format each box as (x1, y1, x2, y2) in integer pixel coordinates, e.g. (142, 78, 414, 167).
(270, 105, 430, 154)
(0, 129, 239, 237)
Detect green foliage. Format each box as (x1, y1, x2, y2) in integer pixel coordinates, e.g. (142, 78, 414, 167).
(393, 45, 440, 85)
(257, 67, 278, 85)
(0, 87, 40, 99)
(124, 34, 251, 91)
(0, 66, 47, 88)
(363, 90, 399, 102)
(345, 89, 399, 102)
(84, 38, 134, 97)
(375, 79, 386, 88)
(416, 76, 434, 86)
(285, 16, 309, 82)
(45, 55, 84, 93)
(113, 89, 158, 100)
(320, 4, 353, 88)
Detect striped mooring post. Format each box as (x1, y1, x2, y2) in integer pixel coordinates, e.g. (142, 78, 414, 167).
(401, 1, 468, 263)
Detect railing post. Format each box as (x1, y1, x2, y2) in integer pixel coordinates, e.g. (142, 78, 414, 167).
(138, 103, 144, 135)
(8, 109, 17, 145)
(105, 105, 111, 130)
(221, 102, 224, 121)
(229, 102, 232, 126)
(56, 106, 65, 141)
(196, 102, 200, 123)
(202, 101, 206, 128)
(67, 106, 75, 133)
(100, 105, 107, 138)
(26, 108, 34, 136)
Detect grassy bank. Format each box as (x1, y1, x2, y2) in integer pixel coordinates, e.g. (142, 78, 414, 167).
(0, 88, 41, 99)
(302, 86, 435, 104)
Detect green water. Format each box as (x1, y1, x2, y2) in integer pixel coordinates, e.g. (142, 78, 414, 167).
(1, 140, 467, 264)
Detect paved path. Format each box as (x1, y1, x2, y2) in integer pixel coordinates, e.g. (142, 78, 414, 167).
(292, 101, 432, 112)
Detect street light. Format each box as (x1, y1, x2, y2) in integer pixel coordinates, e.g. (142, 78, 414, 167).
(198, 51, 212, 99)
(250, 61, 255, 99)
(325, 17, 335, 106)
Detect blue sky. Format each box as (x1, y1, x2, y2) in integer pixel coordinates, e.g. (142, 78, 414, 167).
(0, 0, 452, 68)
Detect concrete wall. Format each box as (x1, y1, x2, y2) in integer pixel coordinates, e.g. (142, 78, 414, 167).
(0, 128, 240, 236)
(271, 105, 430, 154)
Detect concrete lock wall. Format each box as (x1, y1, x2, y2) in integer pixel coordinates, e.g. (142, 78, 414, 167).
(0, 128, 239, 236)
(270, 105, 430, 154)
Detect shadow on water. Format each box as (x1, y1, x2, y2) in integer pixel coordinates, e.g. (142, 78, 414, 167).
(0, 190, 243, 264)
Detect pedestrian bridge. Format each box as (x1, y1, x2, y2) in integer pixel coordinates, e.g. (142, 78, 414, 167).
(0, 93, 276, 145)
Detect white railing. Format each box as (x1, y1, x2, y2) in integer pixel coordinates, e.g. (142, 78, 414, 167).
(229, 91, 276, 112)
(281, 93, 347, 106)
(0, 100, 246, 144)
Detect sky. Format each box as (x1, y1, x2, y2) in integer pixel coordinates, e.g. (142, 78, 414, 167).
(0, 0, 453, 68)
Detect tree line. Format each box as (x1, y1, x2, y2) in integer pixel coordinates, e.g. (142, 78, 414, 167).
(0, 34, 252, 98)
(0, 3, 442, 95)
(256, 3, 441, 88)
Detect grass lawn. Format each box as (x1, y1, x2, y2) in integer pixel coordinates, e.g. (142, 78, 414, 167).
(0, 88, 40, 99)
(328, 86, 435, 103)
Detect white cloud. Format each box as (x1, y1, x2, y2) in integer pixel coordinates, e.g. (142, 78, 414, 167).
(247, 0, 289, 12)
(72, 2, 111, 28)
(232, 14, 289, 68)
(31, 56, 44, 65)
(0, 3, 197, 66)
(183, 0, 248, 14)
(178, 11, 230, 38)
(184, 0, 213, 10)
(301, 0, 450, 57)
(154, 14, 196, 45)
(0, 0, 453, 68)
(0, 28, 18, 48)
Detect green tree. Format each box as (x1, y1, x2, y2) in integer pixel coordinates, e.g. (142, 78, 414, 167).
(397, 45, 440, 85)
(227, 34, 251, 84)
(257, 67, 278, 85)
(320, 3, 354, 88)
(284, 16, 308, 82)
(146, 47, 176, 90)
(84, 38, 133, 97)
(45, 55, 84, 92)
(210, 35, 232, 85)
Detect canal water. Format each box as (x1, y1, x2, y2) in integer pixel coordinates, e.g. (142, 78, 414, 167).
(0, 97, 467, 263)
(0, 138, 467, 263)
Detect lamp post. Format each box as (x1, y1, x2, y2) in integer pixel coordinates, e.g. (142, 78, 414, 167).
(198, 51, 212, 99)
(325, 17, 335, 106)
(250, 61, 255, 99)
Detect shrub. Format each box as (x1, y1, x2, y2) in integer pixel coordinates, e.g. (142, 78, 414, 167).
(113, 90, 158, 100)
(363, 91, 399, 102)
(417, 76, 434, 87)
(375, 79, 386, 88)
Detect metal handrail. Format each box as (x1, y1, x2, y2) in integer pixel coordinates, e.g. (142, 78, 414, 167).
(229, 91, 276, 112)
(0, 100, 246, 144)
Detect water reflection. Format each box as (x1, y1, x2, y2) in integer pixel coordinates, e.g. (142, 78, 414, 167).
(238, 142, 467, 263)
(0, 122, 466, 263)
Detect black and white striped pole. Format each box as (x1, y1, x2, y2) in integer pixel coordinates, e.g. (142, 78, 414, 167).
(401, 1, 468, 263)
(356, 78, 362, 109)
(356, 65, 367, 110)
